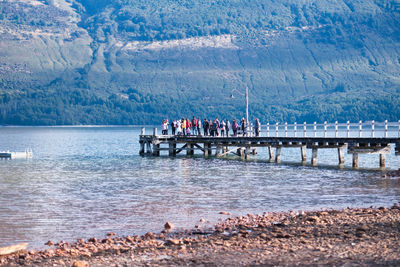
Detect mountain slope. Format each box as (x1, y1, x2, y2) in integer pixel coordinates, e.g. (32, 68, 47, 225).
(0, 0, 399, 125)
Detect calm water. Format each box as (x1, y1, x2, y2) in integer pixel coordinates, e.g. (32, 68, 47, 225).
(0, 126, 400, 249)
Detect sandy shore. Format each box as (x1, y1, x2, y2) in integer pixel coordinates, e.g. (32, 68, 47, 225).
(1, 205, 400, 266)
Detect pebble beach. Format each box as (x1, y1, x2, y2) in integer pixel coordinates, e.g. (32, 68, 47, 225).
(1, 205, 400, 266)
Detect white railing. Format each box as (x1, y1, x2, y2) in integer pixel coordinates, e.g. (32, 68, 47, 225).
(261, 120, 400, 138)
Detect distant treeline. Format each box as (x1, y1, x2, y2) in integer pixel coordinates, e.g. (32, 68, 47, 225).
(1, 87, 398, 125)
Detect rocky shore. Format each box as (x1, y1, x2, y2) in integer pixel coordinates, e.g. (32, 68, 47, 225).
(1, 205, 400, 266)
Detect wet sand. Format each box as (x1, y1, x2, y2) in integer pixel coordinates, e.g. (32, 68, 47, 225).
(1, 205, 400, 266)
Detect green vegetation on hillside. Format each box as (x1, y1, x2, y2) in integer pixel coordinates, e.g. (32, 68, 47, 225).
(0, 0, 399, 125)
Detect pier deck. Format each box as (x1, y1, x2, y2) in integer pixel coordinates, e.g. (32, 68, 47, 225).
(139, 121, 400, 168)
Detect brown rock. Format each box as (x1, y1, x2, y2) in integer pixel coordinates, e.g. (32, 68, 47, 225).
(167, 239, 181, 245)
(72, 260, 89, 267)
(144, 232, 155, 239)
(164, 222, 174, 230)
(219, 211, 230, 215)
(88, 237, 97, 243)
(200, 218, 206, 223)
(45, 240, 54, 246)
(106, 232, 115, 236)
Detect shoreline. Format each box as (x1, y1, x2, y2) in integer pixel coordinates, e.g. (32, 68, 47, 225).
(1, 205, 400, 266)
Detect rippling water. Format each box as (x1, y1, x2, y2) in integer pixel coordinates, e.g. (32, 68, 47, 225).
(0, 126, 399, 249)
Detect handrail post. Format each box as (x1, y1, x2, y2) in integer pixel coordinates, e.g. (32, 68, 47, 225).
(313, 122, 317, 137)
(267, 123, 270, 137)
(285, 122, 288, 137)
(141, 127, 145, 135)
(303, 122, 307, 137)
(294, 122, 297, 137)
(346, 121, 350, 138)
(384, 120, 388, 138)
(371, 120, 375, 138)
(275, 122, 279, 137)
(324, 121, 327, 137)
(359, 121, 362, 137)
(153, 127, 157, 136)
(335, 121, 338, 137)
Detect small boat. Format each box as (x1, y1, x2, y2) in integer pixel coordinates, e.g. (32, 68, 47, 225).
(0, 149, 33, 159)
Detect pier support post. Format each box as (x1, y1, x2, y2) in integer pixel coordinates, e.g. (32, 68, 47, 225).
(169, 142, 176, 156)
(245, 147, 250, 160)
(251, 148, 257, 155)
(139, 141, 145, 155)
(268, 147, 275, 162)
(146, 141, 152, 154)
(237, 148, 245, 158)
(215, 145, 221, 157)
(338, 147, 345, 165)
(301, 145, 307, 162)
(352, 153, 359, 168)
(187, 143, 194, 156)
(275, 147, 281, 163)
(311, 148, 318, 166)
(204, 143, 209, 157)
(152, 143, 160, 156)
(379, 154, 386, 168)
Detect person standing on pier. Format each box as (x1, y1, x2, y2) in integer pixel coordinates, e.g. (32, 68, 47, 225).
(215, 118, 220, 136)
(220, 120, 226, 137)
(176, 119, 182, 135)
(225, 119, 230, 137)
(171, 120, 176, 135)
(255, 118, 261, 137)
(241, 118, 246, 136)
(197, 117, 201, 136)
(161, 119, 168, 135)
(186, 118, 191, 135)
(203, 119, 209, 136)
(232, 119, 238, 136)
(182, 118, 186, 136)
(192, 116, 198, 135)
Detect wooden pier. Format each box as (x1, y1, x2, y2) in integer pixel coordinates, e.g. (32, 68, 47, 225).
(139, 121, 400, 168)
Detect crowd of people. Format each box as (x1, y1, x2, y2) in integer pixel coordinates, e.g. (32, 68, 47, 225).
(161, 117, 261, 137)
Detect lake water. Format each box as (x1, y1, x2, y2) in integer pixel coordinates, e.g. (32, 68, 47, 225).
(0, 126, 399, 249)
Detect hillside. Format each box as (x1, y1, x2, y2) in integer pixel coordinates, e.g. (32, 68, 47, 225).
(0, 0, 399, 125)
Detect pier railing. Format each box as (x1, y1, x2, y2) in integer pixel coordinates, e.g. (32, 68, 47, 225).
(262, 120, 400, 138)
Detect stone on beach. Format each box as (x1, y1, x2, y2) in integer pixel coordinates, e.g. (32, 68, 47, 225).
(72, 260, 89, 267)
(45, 240, 54, 246)
(164, 222, 174, 230)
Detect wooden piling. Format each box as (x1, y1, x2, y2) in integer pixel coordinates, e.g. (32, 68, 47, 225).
(152, 143, 160, 156)
(139, 141, 145, 155)
(275, 147, 281, 163)
(204, 143, 209, 157)
(301, 145, 307, 162)
(352, 153, 359, 168)
(245, 147, 250, 160)
(379, 154, 386, 168)
(169, 142, 176, 156)
(311, 148, 318, 166)
(268, 146, 275, 162)
(187, 143, 194, 156)
(338, 147, 345, 165)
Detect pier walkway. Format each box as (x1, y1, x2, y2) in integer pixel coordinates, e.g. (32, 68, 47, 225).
(139, 121, 400, 168)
